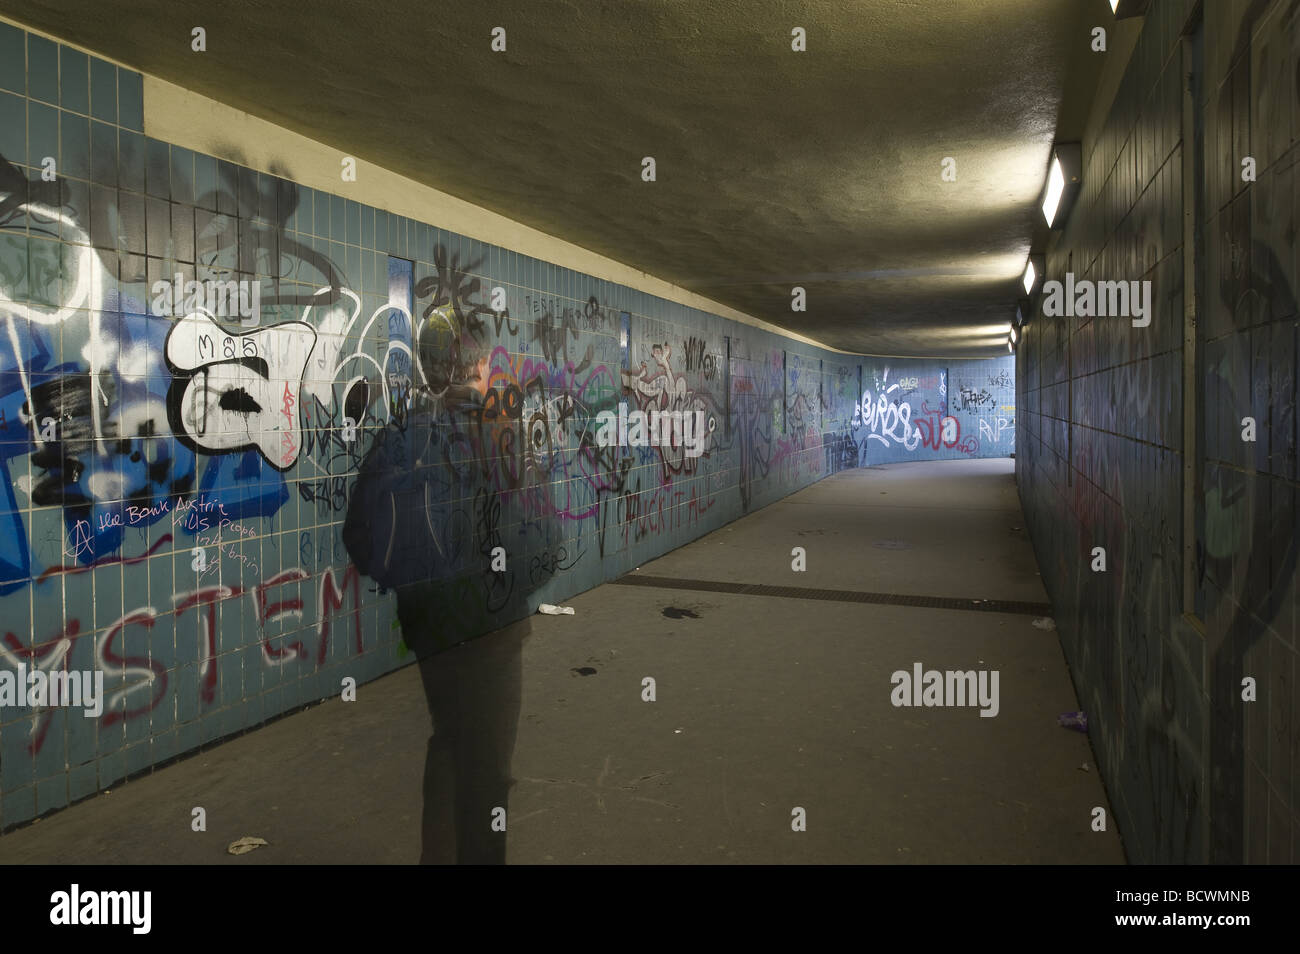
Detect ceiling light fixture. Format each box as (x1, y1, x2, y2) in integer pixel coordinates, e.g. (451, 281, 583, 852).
(1015, 299, 1032, 328)
(1041, 144, 1082, 228)
(1022, 254, 1044, 296)
(1110, 0, 1150, 19)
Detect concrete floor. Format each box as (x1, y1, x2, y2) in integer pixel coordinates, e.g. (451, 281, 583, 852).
(0, 459, 1126, 864)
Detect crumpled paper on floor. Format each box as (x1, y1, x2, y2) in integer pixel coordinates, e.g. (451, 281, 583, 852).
(1058, 711, 1088, 733)
(227, 836, 269, 856)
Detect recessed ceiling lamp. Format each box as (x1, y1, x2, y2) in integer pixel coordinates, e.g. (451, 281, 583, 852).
(1015, 299, 1032, 327)
(1022, 254, 1045, 295)
(1110, 0, 1149, 18)
(1041, 144, 1082, 228)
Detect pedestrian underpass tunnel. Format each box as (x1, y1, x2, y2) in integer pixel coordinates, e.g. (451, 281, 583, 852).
(0, 0, 1293, 870)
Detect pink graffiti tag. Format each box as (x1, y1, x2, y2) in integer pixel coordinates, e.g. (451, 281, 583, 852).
(281, 382, 298, 466)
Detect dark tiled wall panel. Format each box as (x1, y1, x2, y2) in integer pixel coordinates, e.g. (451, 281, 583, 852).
(1018, 0, 1299, 863)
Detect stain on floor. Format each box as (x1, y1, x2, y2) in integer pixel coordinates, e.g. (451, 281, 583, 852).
(662, 606, 700, 619)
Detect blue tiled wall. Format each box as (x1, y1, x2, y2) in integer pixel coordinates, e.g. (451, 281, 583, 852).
(0, 21, 1014, 828)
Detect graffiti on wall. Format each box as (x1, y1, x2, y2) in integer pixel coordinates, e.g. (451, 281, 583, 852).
(840, 363, 1013, 464)
(1016, 0, 1299, 864)
(0, 130, 1015, 825)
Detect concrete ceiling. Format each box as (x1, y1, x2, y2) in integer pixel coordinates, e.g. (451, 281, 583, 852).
(3, 0, 1108, 357)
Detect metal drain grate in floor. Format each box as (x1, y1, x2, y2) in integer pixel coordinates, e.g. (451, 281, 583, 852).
(612, 574, 1053, 617)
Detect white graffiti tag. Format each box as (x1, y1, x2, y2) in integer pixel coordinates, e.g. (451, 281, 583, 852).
(165, 312, 317, 469)
(855, 385, 921, 451)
